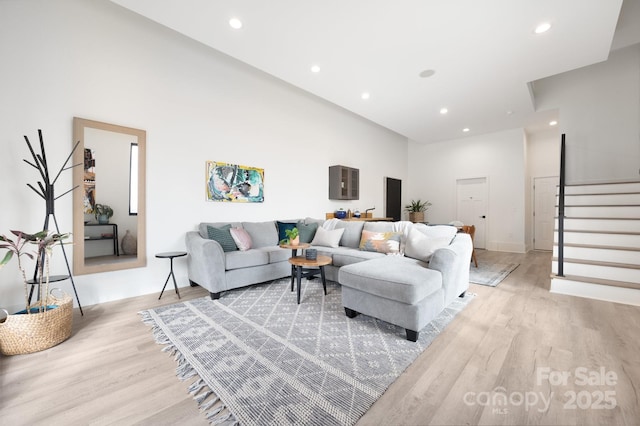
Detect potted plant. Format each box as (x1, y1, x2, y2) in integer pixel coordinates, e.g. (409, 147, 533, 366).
(404, 199, 432, 223)
(0, 230, 73, 355)
(279, 227, 300, 246)
(94, 204, 113, 224)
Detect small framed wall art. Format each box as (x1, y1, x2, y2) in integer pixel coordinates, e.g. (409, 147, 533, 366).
(206, 161, 264, 203)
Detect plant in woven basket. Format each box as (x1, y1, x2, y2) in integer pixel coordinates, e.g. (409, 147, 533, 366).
(1, 230, 70, 313)
(404, 199, 432, 223)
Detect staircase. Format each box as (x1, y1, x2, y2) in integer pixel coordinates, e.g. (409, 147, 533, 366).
(550, 181, 640, 306)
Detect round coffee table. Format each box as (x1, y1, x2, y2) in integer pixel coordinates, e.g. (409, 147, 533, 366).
(288, 255, 332, 304)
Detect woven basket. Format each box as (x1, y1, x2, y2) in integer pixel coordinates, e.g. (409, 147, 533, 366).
(0, 290, 73, 356)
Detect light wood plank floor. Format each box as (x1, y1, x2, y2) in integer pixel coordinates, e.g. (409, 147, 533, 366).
(1, 250, 639, 425)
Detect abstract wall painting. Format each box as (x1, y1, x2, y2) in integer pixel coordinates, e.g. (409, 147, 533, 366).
(206, 161, 264, 203)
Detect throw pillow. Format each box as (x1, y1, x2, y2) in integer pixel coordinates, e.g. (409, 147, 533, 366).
(359, 230, 402, 254)
(206, 224, 238, 252)
(297, 221, 318, 243)
(276, 221, 297, 243)
(421, 224, 458, 242)
(229, 227, 252, 251)
(310, 226, 344, 248)
(404, 227, 451, 262)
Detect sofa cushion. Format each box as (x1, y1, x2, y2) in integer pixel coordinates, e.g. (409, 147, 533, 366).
(332, 249, 385, 267)
(276, 221, 297, 243)
(339, 256, 443, 305)
(297, 221, 318, 243)
(225, 249, 269, 270)
(335, 221, 365, 248)
(242, 221, 278, 248)
(206, 224, 238, 252)
(261, 246, 291, 263)
(362, 221, 397, 233)
(230, 227, 252, 251)
(359, 230, 402, 254)
(404, 227, 451, 262)
(311, 226, 344, 248)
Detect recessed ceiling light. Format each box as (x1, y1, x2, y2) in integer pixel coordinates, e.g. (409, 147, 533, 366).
(419, 69, 436, 78)
(440, 107, 448, 115)
(534, 22, 551, 34)
(229, 18, 243, 29)
(361, 92, 370, 100)
(310, 65, 321, 73)
(463, 128, 470, 132)
(549, 120, 558, 126)
(506, 110, 514, 116)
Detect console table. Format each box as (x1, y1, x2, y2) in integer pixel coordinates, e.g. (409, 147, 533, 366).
(85, 223, 119, 256)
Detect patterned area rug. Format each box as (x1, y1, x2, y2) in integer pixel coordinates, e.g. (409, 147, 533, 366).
(141, 279, 475, 425)
(469, 263, 519, 287)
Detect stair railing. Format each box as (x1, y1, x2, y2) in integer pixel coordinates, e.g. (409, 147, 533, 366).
(558, 134, 566, 277)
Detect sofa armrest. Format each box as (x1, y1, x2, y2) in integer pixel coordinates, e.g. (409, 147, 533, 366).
(185, 231, 227, 294)
(428, 233, 472, 305)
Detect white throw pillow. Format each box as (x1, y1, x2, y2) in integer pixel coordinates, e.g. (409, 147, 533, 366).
(421, 224, 458, 241)
(404, 227, 452, 262)
(310, 226, 344, 248)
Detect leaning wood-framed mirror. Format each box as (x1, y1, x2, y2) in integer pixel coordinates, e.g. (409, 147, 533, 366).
(72, 117, 146, 275)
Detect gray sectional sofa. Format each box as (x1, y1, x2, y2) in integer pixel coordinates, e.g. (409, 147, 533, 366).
(185, 218, 472, 341)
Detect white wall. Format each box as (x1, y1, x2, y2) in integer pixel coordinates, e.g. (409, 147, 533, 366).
(407, 128, 527, 252)
(533, 43, 640, 184)
(0, 0, 408, 312)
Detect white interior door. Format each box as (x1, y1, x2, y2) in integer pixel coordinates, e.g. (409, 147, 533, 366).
(456, 177, 487, 249)
(534, 176, 558, 251)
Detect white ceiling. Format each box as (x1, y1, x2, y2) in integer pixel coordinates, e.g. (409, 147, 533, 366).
(111, 0, 635, 143)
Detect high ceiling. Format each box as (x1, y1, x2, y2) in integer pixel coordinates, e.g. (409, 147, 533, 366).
(111, 0, 637, 143)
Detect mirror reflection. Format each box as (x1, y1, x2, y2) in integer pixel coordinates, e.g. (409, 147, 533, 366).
(72, 117, 146, 275)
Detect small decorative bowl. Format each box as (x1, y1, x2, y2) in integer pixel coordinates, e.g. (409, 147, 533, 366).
(335, 209, 347, 219)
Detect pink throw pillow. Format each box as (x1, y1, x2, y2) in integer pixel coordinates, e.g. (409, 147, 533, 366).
(230, 227, 252, 251)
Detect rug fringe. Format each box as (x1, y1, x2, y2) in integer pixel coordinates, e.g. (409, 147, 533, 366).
(140, 309, 237, 425)
(208, 409, 235, 425)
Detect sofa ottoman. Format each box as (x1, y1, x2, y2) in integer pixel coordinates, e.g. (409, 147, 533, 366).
(339, 256, 445, 341)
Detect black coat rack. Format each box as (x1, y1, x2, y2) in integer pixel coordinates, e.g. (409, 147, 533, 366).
(23, 129, 83, 315)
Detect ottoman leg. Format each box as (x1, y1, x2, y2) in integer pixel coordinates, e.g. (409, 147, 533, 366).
(344, 307, 359, 318)
(406, 329, 419, 342)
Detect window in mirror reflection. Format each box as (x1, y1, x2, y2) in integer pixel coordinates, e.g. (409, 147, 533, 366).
(129, 143, 138, 215)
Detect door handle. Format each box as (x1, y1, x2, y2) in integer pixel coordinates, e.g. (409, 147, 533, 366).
(480, 215, 486, 218)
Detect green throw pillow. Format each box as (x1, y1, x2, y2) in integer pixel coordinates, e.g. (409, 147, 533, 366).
(297, 221, 318, 243)
(207, 224, 238, 252)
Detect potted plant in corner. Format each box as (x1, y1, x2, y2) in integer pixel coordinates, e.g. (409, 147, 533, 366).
(0, 230, 73, 355)
(404, 199, 432, 223)
(94, 204, 113, 224)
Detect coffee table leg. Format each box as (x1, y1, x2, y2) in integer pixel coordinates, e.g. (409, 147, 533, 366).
(320, 265, 327, 295)
(290, 265, 295, 292)
(296, 265, 302, 304)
